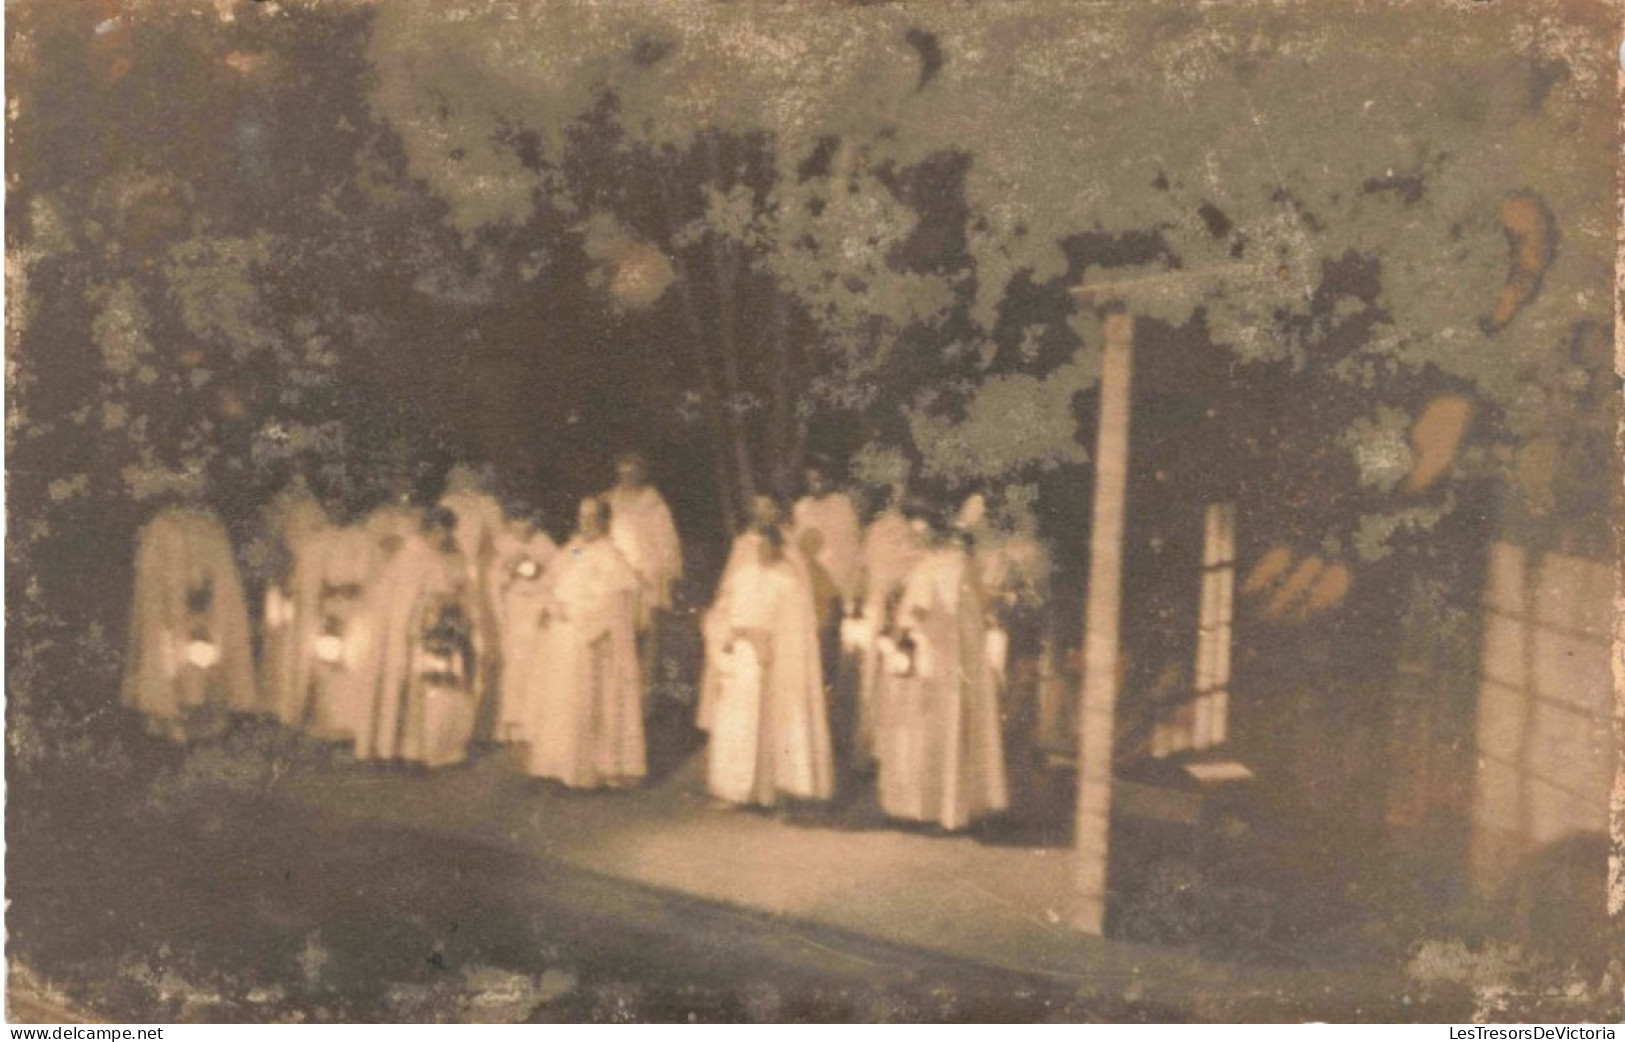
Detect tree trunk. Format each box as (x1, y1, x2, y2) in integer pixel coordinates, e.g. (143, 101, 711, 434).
(789, 307, 811, 480)
(703, 133, 759, 509)
(708, 236, 758, 507)
(653, 166, 742, 532)
(769, 287, 794, 500)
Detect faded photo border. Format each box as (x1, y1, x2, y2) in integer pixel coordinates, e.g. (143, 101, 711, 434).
(4, 0, 1622, 1024)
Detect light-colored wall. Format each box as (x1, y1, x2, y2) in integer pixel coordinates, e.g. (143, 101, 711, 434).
(1472, 542, 1615, 893)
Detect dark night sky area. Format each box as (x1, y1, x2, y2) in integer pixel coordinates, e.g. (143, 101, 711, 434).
(8, 4, 725, 544)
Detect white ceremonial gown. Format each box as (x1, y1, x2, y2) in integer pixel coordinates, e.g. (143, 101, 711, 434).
(852, 510, 925, 763)
(696, 529, 815, 732)
(256, 480, 327, 597)
(490, 523, 559, 743)
(275, 523, 381, 738)
(971, 529, 1052, 702)
(604, 485, 682, 628)
(524, 536, 645, 788)
(791, 491, 863, 611)
(438, 488, 507, 729)
(258, 485, 329, 721)
(262, 481, 328, 548)
(122, 505, 259, 738)
(363, 502, 422, 560)
(705, 556, 835, 805)
(341, 535, 477, 767)
(876, 545, 1008, 830)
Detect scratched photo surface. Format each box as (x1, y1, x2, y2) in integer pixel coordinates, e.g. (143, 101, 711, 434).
(5, 0, 1620, 1024)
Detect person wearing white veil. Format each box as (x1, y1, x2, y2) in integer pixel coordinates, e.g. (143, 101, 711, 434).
(705, 524, 835, 808)
(697, 493, 815, 733)
(122, 495, 258, 741)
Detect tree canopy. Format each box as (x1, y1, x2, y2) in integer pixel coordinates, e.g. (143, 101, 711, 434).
(6, 0, 1615, 699)
(362, 0, 1615, 549)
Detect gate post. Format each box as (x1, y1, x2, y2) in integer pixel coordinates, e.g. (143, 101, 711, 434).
(1073, 311, 1134, 934)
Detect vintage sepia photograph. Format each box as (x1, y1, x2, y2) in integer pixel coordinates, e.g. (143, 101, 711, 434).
(5, 0, 1621, 1025)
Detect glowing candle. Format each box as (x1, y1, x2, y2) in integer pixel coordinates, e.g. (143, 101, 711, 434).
(185, 639, 221, 669)
(314, 634, 345, 664)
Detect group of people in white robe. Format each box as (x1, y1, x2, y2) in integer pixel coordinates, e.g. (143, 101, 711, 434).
(699, 462, 1042, 832)
(123, 455, 676, 787)
(121, 453, 1049, 834)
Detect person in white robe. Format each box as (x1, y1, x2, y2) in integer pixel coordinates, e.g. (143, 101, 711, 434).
(604, 452, 682, 705)
(712, 494, 805, 579)
(259, 472, 328, 572)
(791, 462, 863, 620)
(603, 452, 682, 630)
(959, 493, 1054, 758)
(122, 500, 258, 740)
(363, 478, 423, 562)
(705, 526, 835, 807)
(327, 482, 423, 732)
(274, 518, 381, 739)
(791, 461, 865, 766)
(697, 494, 814, 732)
(438, 463, 507, 739)
(524, 496, 645, 789)
(341, 507, 479, 767)
(850, 497, 926, 766)
(259, 473, 330, 724)
(489, 507, 559, 743)
(875, 509, 1008, 831)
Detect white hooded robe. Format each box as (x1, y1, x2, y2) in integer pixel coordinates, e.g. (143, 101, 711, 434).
(122, 505, 258, 738)
(341, 534, 477, 767)
(696, 529, 815, 733)
(875, 545, 1008, 830)
(490, 522, 559, 743)
(524, 535, 645, 788)
(275, 522, 381, 738)
(438, 487, 507, 731)
(705, 555, 835, 806)
(604, 485, 682, 629)
(852, 510, 925, 763)
(791, 491, 863, 611)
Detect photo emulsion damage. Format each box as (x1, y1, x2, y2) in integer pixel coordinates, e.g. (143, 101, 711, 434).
(5, 0, 1621, 1025)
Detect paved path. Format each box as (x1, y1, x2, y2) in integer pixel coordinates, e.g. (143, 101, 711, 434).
(276, 746, 1406, 1019)
(9, 745, 1079, 1022)
(8, 718, 1413, 1021)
